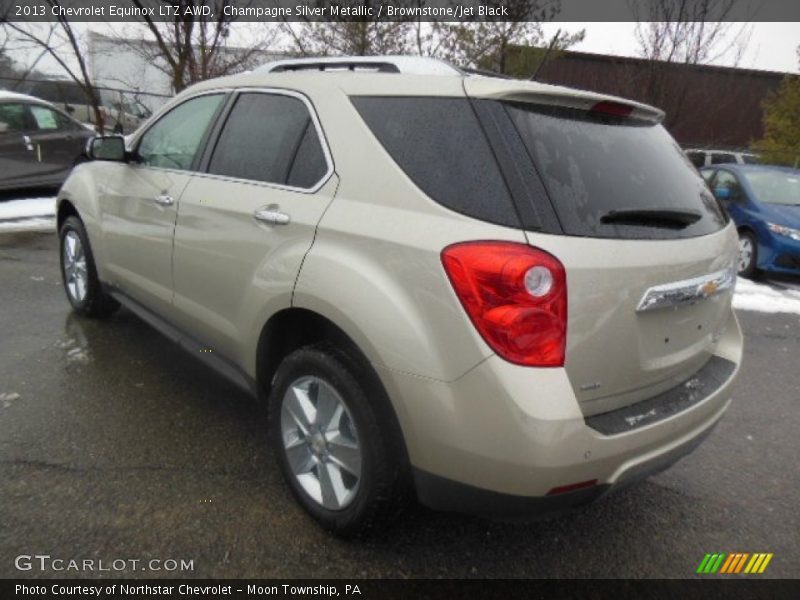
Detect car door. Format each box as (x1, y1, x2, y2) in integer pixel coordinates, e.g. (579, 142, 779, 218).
(99, 92, 227, 318)
(171, 90, 336, 362)
(27, 103, 91, 180)
(0, 101, 46, 188)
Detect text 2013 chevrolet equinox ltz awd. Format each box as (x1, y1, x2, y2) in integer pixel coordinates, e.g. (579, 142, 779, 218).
(56, 56, 742, 536)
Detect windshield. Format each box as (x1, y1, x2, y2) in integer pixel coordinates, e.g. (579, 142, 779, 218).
(743, 170, 800, 206)
(505, 102, 728, 239)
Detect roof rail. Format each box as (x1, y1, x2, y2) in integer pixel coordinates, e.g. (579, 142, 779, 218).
(255, 56, 463, 77)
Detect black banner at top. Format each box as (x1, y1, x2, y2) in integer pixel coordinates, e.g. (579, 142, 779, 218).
(2, 0, 799, 23)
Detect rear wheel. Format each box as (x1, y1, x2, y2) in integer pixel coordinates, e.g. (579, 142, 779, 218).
(59, 216, 118, 318)
(737, 231, 758, 278)
(268, 344, 403, 537)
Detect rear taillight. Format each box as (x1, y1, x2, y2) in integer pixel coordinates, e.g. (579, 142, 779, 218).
(441, 241, 567, 367)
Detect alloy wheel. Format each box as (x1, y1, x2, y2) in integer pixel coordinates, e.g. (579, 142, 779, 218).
(280, 375, 362, 510)
(63, 230, 88, 303)
(738, 235, 753, 274)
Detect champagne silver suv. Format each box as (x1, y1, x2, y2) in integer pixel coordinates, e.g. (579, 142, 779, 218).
(56, 56, 743, 536)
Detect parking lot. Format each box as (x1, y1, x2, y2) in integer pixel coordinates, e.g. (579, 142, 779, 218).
(1, 227, 799, 579)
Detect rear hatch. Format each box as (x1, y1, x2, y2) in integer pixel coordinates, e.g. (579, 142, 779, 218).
(465, 77, 737, 416)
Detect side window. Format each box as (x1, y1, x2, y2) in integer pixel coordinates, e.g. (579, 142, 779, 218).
(686, 151, 705, 169)
(29, 105, 62, 130)
(714, 170, 742, 200)
(0, 103, 31, 133)
(137, 94, 224, 171)
(208, 93, 327, 187)
(711, 153, 736, 165)
(352, 97, 519, 227)
(286, 122, 328, 188)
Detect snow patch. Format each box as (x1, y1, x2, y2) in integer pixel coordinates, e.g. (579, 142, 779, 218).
(733, 277, 800, 315)
(0, 217, 55, 233)
(0, 197, 57, 233)
(0, 197, 56, 220)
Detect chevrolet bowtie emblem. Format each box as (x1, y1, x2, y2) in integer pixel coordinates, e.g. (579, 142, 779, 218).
(700, 280, 719, 297)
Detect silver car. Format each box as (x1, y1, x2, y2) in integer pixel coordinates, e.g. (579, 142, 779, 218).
(56, 56, 742, 536)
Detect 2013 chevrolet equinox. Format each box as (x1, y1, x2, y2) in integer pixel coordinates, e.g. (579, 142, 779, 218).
(56, 56, 743, 536)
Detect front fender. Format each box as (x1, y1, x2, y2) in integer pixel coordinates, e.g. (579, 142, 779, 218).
(57, 162, 112, 277)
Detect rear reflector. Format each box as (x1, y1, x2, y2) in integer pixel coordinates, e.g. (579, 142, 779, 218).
(441, 241, 567, 367)
(590, 101, 633, 118)
(546, 479, 598, 496)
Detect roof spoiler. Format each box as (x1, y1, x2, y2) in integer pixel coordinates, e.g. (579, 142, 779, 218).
(464, 77, 666, 123)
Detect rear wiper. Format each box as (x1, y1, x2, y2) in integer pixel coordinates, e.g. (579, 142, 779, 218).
(600, 208, 702, 229)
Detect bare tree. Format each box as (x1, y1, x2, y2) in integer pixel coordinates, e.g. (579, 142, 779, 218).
(1, 1, 106, 131)
(421, 1, 583, 76)
(631, 0, 752, 131)
(126, 0, 279, 93)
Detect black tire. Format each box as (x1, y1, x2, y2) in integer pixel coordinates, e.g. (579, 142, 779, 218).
(59, 215, 119, 318)
(268, 343, 404, 537)
(737, 230, 758, 279)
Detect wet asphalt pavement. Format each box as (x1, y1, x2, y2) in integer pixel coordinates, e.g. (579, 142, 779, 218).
(0, 231, 798, 579)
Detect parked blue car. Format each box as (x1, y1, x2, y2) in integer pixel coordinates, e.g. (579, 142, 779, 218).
(700, 164, 800, 278)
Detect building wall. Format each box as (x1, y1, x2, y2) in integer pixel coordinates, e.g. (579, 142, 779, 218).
(536, 51, 787, 150)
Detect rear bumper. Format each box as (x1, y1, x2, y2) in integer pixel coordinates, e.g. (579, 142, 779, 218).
(413, 415, 719, 518)
(379, 310, 742, 516)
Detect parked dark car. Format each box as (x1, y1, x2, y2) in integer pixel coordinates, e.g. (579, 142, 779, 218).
(701, 164, 800, 277)
(0, 91, 94, 192)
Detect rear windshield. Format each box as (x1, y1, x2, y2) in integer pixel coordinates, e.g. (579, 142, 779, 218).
(505, 103, 728, 239)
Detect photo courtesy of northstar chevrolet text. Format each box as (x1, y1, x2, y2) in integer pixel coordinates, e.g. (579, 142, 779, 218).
(0, 0, 799, 595)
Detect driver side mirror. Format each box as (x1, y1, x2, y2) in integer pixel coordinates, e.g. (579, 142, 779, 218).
(713, 186, 732, 201)
(87, 135, 127, 162)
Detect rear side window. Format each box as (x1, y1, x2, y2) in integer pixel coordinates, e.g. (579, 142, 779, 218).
(0, 103, 31, 132)
(506, 103, 727, 239)
(686, 151, 706, 168)
(287, 122, 328, 188)
(208, 93, 327, 188)
(352, 97, 520, 228)
(711, 153, 736, 165)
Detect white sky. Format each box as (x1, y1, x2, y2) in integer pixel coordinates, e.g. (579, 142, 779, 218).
(7, 21, 800, 77)
(553, 22, 799, 74)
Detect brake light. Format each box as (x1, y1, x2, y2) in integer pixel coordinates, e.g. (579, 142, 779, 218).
(441, 242, 567, 367)
(590, 100, 633, 118)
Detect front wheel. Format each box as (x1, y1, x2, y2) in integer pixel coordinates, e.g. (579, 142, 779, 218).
(268, 344, 404, 537)
(59, 216, 119, 318)
(737, 231, 758, 278)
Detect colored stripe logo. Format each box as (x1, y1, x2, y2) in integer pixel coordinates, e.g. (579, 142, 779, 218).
(697, 553, 773, 574)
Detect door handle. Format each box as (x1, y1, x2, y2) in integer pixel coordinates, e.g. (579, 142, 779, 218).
(154, 194, 174, 206)
(22, 135, 34, 151)
(253, 207, 290, 225)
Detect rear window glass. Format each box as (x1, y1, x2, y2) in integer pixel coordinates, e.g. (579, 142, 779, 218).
(352, 97, 520, 228)
(505, 103, 727, 239)
(711, 153, 736, 165)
